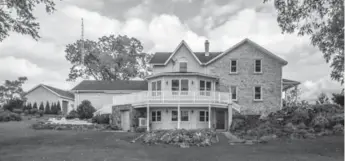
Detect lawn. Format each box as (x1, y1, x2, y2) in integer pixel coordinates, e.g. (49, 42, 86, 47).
(0, 120, 343, 161)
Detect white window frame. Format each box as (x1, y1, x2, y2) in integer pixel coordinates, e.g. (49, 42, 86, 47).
(229, 59, 238, 74)
(230, 86, 238, 101)
(199, 80, 212, 96)
(171, 79, 190, 95)
(253, 86, 263, 101)
(151, 80, 162, 96)
(179, 60, 188, 72)
(180, 110, 189, 121)
(254, 59, 262, 73)
(151, 110, 162, 122)
(171, 110, 178, 121)
(199, 110, 209, 122)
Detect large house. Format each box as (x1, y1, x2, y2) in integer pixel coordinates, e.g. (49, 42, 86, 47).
(73, 39, 299, 131)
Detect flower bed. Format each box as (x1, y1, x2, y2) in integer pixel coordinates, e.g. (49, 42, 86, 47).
(134, 128, 218, 148)
(31, 121, 105, 131)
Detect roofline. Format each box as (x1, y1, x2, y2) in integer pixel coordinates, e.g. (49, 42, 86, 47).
(205, 38, 288, 65)
(25, 84, 74, 100)
(163, 40, 202, 65)
(145, 72, 219, 80)
(72, 89, 147, 93)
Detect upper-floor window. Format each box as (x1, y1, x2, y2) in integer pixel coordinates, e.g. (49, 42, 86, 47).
(172, 79, 179, 95)
(151, 80, 161, 96)
(181, 79, 189, 95)
(230, 60, 237, 73)
(200, 80, 212, 96)
(254, 86, 262, 101)
(180, 62, 187, 72)
(254, 59, 262, 73)
(230, 86, 237, 101)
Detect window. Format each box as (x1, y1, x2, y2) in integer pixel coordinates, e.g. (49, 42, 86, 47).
(230, 60, 237, 73)
(254, 86, 262, 100)
(199, 80, 212, 96)
(151, 80, 161, 96)
(254, 59, 262, 73)
(172, 79, 179, 95)
(230, 86, 237, 100)
(171, 111, 178, 121)
(181, 111, 189, 121)
(199, 111, 209, 122)
(180, 62, 187, 72)
(151, 111, 161, 122)
(200, 80, 205, 91)
(181, 79, 189, 95)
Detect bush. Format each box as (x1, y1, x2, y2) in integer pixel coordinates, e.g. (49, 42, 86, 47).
(66, 110, 79, 120)
(92, 114, 110, 124)
(50, 103, 58, 114)
(32, 102, 38, 109)
(3, 99, 24, 111)
(38, 110, 44, 117)
(0, 110, 22, 122)
(56, 102, 61, 113)
(45, 101, 50, 114)
(30, 108, 38, 115)
(76, 100, 96, 119)
(39, 102, 44, 111)
(12, 108, 23, 114)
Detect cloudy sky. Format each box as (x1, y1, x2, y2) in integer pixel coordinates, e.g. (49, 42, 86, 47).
(0, 0, 341, 101)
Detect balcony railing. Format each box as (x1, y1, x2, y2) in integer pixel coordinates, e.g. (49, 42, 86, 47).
(113, 90, 232, 106)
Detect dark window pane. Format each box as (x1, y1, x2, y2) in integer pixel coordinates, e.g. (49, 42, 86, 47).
(172, 111, 177, 121)
(157, 81, 161, 91)
(255, 86, 261, 99)
(199, 111, 205, 121)
(181, 79, 189, 91)
(206, 111, 209, 121)
(152, 111, 156, 121)
(231, 86, 237, 100)
(231, 60, 237, 72)
(152, 82, 156, 91)
(181, 111, 189, 121)
(255, 60, 261, 72)
(172, 80, 179, 91)
(206, 81, 211, 91)
(200, 80, 205, 91)
(180, 62, 187, 72)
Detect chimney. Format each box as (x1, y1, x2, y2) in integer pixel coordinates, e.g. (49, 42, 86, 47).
(205, 40, 209, 56)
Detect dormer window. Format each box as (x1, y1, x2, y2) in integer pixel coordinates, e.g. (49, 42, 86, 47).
(180, 62, 187, 72)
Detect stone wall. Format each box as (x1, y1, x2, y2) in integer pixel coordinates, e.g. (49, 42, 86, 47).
(209, 42, 283, 115)
(111, 105, 146, 131)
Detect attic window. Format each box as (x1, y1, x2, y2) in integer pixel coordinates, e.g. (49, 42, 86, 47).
(179, 62, 187, 72)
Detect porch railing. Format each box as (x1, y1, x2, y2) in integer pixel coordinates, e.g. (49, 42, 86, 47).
(112, 90, 232, 106)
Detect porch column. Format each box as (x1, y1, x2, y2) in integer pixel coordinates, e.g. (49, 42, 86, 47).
(228, 103, 232, 131)
(177, 104, 181, 129)
(146, 104, 150, 132)
(208, 104, 211, 128)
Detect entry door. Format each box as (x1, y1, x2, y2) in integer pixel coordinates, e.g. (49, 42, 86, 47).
(62, 101, 68, 115)
(121, 111, 130, 131)
(216, 110, 225, 129)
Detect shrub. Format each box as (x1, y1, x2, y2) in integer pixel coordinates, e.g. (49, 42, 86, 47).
(38, 110, 44, 117)
(76, 100, 96, 119)
(44, 101, 50, 114)
(3, 99, 24, 111)
(12, 108, 23, 114)
(26, 103, 32, 110)
(30, 108, 38, 115)
(23, 109, 29, 115)
(38, 102, 44, 111)
(66, 110, 79, 120)
(0, 110, 22, 122)
(56, 102, 61, 114)
(32, 102, 38, 109)
(92, 114, 110, 124)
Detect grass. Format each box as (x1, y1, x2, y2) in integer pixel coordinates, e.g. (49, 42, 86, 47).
(0, 118, 343, 161)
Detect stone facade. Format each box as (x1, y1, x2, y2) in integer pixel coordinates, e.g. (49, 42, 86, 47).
(208, 43, 283, 115)
(111, 104, 133, 130)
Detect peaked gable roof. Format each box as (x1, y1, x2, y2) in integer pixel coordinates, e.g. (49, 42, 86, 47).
(149, 38, 288, 66)
(25, 84, 74, 100)
(72, 80, 148, 91)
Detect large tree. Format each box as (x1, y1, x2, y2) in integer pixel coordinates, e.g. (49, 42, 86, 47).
(65, 35, 152, 81)
(265, 0, 344, 84)
(0, 76, 28, 104)
(0, 0, 56, 42)
(315, 92, 330, 105)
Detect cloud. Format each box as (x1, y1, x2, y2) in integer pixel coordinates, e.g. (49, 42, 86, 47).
(300, 77, 342, 101)
(0, 57, 44, 77)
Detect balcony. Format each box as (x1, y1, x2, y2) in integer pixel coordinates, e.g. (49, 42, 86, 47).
(112, 90, 232, 107)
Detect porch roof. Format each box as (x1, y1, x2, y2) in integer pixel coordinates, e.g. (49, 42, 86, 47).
(145, 72, 219, 80)
(282, 78, 301, 91)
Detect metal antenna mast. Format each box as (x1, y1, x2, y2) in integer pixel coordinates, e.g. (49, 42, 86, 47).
(81, 18, 85, 63)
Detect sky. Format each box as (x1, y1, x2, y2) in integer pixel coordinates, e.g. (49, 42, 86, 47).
(0, 0, 342, 101)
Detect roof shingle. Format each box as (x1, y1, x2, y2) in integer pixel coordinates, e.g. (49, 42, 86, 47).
(149, 52, 221, 64)
(43, 85, 75, 99)
(72, 80, 148, 91)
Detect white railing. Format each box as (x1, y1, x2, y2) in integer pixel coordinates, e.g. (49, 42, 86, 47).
(113, 90, 232, 106)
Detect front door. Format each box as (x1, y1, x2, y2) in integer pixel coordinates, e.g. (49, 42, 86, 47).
(121, 111, 130, 131)
(216, 110, 225, 129)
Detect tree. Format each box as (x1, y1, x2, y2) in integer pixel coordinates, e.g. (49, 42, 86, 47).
(32, 102, 38, 109)
(56, 102, 61, 114)
(39, 102, 44, 111)
(316, 92, 330, 104)
(0, 77, 28, 104)
(76, 100, 96, 119)
(0, 0, 57, 42)
(26, 103, 32, 110)
(284, 87, 302, 106)
(45, 101, 50, 114)
(65, 35, 152, 81)
(331, 92, 344, 106)
(265, 0, 344, 84)
(3, 99, 24, 111)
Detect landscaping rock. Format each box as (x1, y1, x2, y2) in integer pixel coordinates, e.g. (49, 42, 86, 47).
(259, 134, 277, 142)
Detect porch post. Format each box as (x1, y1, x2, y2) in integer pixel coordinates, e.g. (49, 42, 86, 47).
(177, 104, 181, 129)
(208, 104, 211, 128)
(228, 103, 232, 131)
(146, 104, 150, 132)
